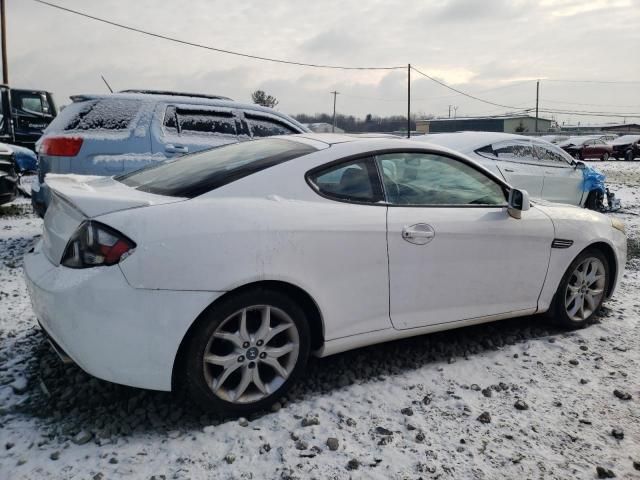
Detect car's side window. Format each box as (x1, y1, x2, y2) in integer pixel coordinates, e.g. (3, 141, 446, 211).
(245, 113, 297, 137)
(176, 109, 237, 136)
(163, 106, 178, 134)
(308, 157, 383, 203)
(476, 140, 536, 164)
(376, 152, 506, 206)
(533, 143, 572, 167)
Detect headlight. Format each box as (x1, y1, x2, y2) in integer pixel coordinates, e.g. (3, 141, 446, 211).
(611, 218, 626, 234)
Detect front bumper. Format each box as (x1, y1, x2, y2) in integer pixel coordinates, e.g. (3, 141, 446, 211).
(24, 242, 222, 391)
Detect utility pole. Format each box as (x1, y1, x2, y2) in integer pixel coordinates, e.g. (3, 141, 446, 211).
(1, 0, 8, 85)
(448, 105, 452, 118)
(407, 64, 411, 138)
(330, 91, 339, 133)
(535, 80, 539, 133)
(453, 106, 458, 119)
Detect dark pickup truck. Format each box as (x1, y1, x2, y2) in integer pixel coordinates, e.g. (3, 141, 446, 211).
(0, 85, 58, 150)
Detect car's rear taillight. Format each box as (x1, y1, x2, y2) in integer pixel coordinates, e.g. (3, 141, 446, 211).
(40, 137, 83, 156)
(61, 221, 136, 268)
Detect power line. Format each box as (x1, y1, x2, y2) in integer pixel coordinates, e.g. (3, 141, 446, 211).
(544, 79, 640, 85)
(535, 108, 640, 118)
(410, 66, 528, 110)
(341, 79, 537, 104)
(32, 0, 404, 71)
(541, 98, 640, 109)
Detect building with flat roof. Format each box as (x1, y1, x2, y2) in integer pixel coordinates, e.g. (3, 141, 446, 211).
(416, 115, 553, 134)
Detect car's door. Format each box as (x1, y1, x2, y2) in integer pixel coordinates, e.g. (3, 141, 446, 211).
(380, 151, 553, 330)
(158, 105, 241, 158)
(476, 139, 544, 198)
(581, 139, 597, 159)
(593, 139, 608, 158)
(533, 142, 584, 205)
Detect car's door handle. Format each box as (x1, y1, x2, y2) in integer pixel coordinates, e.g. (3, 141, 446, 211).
(402, 224, 435, 245)
(503, 168, 515, 172)
(165, 144, 189, 154)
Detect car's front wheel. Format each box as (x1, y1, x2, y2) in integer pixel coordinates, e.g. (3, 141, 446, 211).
(550, 249, 609, 328)
(183, 290, 310, 415)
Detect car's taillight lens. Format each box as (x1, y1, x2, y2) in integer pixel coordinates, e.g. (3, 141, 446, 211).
(61, 221, 136, 268)
(40, 137, 83, 156)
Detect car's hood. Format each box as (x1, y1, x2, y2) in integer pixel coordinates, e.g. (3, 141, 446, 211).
(533, 200, 611, 227)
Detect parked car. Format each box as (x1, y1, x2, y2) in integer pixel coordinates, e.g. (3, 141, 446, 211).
(413, 132, 608, 210)
(25, 134, 627, 414)
(609, 135, 640, 161)
(558, 136, 613, 161)
(32, 90, 310, 216)
(0, 143, 18, 205)
(0, 142, 37, 172)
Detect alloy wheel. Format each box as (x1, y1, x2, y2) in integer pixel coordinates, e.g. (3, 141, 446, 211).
(564, 257, 606, 322)
(202, 305, 300, 404)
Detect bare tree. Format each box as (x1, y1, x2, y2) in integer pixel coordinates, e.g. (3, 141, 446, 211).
(251, 90, 279, 108)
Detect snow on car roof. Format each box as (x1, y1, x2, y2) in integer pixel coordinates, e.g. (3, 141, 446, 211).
(67, 93, 309, 130)
(411, 132, 529, 153)
(610, 135, 640, 145)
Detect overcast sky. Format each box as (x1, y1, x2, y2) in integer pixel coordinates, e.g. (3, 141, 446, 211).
(8, 0, 640, 124)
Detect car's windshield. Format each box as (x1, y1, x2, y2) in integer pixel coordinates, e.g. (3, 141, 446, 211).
(117, 138, 317, 198)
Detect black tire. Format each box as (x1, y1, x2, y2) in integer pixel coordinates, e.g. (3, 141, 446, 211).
(548, 248, 610, 329)
(183, 289, 310, 415)
(625, 150, 634, 162)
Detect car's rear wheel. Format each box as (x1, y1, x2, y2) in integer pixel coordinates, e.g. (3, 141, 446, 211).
(601, 152, 609, 161)
(183, 290, 310, 415)
(549, 249, 609, 328)
(626, 150, 634, 162)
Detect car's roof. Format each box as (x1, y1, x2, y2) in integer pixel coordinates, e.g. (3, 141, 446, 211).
(67, 93, 309, 130)
(290, 133, 403, 146)
(412, 131, 534, 153)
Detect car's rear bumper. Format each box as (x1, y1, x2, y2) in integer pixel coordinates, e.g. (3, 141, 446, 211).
(24, 242, 222, 391)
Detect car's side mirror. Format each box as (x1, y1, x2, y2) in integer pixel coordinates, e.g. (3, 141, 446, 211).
(508, 188, 530, 219)
(574, 161, 586, 170)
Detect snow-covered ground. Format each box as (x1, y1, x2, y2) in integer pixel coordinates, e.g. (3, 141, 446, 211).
(0, 164, 639, 480)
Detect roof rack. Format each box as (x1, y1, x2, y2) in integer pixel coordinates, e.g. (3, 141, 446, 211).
(119, 89, 233, 101)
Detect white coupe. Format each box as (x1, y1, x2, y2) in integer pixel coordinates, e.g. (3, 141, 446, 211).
(25, 134, 627, 414)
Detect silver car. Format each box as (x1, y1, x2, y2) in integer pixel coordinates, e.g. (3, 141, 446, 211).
(414, 132, 608, 210)
(32, 90, 309, 216)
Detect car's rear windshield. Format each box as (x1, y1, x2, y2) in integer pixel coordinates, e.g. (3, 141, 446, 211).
(117, 138, 317, 198)
(45, 99, 142, 133)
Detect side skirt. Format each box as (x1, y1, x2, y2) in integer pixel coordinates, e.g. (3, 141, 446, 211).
(315, 308, 537, 358)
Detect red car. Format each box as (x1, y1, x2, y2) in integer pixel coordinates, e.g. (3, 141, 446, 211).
(559, 136, 613, 161)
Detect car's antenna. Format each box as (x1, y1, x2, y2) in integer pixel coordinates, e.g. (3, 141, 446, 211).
(100, 75, 113, 93)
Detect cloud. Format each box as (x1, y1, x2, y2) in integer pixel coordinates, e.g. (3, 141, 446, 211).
(8, 0, 640, 123)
